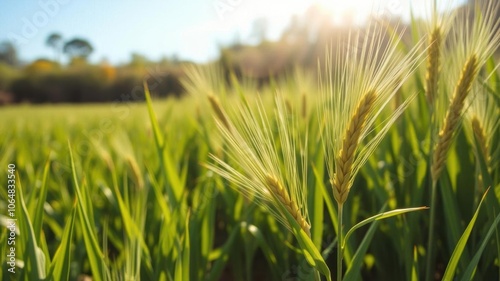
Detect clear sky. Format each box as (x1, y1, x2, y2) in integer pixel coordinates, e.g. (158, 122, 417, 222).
(0, 0, 464, 64)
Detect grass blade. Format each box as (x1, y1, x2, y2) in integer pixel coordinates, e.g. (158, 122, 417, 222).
(440, 172, 471, 265)
(281, 201, 332, 281)
(442, 187, 490, 280)
(206, 222, 241, 281)
(343, 218, 380, 281)
(343, 206, 429, 248)
(182, 212, 190, 281)
(18, 174, 46, 280)
(244, 222, 281, 280)
(32, 158, 50, 244)
(47, 203, 77, 281)
(411, 246, 419, 281)
(144, 82, 183, 205)
(460, 212, 500, 281)
(68, 142, 108, 281)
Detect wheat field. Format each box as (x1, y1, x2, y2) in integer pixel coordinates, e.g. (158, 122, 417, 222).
(1, 2, 500, 281)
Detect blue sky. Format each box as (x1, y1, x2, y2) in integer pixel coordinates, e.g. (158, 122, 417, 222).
(0, 0, 464, 64)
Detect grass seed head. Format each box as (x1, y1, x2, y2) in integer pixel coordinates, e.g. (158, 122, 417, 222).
(420, 0, 457, 109)
(471, 116, 491, 170)
(425, 27, 442, 105)
(332, 90, 376, 205)
(266, 175, 311, 236)
(431, 0, 500, 181)
(126, 156, 144, 190)
(432, 55, 478, 180)
(208, 94, 231, 131)
(320, 20, 424, 204)
(465, 83, 498, 174)
(208, 93, 310, 236)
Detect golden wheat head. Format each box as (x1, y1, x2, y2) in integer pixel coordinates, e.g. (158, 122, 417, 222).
(465, 84, 499, 174)
(432, 55, 478, 180)
(425, 27, 442, 105)
(422, 0, 457, 106)
(266, 175, 311, 236)
(431, 0, 500, 181)
(332, 90, 376, 205)
(320, 21, 424, 205)
(208, 93, 311, 236)
(207, 94, 231, 131)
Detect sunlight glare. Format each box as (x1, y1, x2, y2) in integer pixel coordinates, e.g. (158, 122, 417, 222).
(255, 0, 385, 28)
(315, 0, 382, 25)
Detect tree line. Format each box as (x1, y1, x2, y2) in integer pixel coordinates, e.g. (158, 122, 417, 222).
(0, 33, 184, 104)
(0, 1, 494, 105)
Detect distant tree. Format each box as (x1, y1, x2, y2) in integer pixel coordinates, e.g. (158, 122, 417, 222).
(0, 61, 19, 92)
(46, 33, 63, 63)
(0, 41, 18, 66)
(25, 59, 56, 74)
(63, 38, 94, 61)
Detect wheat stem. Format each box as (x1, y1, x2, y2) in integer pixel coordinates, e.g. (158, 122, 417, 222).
(431, 55, 478, 181)
(425, 180, 438, 281)
(333, 90, 376, 205)
(266, 175, 311, 237)
(337, 202, 344, 281)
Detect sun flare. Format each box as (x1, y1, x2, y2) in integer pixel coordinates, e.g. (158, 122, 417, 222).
(247, 0, 383, 34)
(314, 0, 381, 25)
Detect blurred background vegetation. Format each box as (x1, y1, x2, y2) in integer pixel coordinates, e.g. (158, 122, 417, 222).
(0, 0, 497, 105)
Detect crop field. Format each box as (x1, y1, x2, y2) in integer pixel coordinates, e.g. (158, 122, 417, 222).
(1, 3, 500, 281)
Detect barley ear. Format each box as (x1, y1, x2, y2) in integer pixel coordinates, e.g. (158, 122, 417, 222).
(207, 94, 231, 131)
(425, 27, 442, 105)
(126, 156, 144, 190)
(431, 55, 478, 181)
(333, 90, 376, 205)
(471, 116, 491, 170)
(266, 175, 311, 237)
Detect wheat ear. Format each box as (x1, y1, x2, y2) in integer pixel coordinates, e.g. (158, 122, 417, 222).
(425, 27, 441, 105)
(266, 175, 311, 237)
(471, 116, 491, 170)
(431, 55, 478, 180)
(471, 116, 490, 190)
(207, 94, 230, 131)
(332, 90, 376, 205)
(126, 156, 144, 190)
